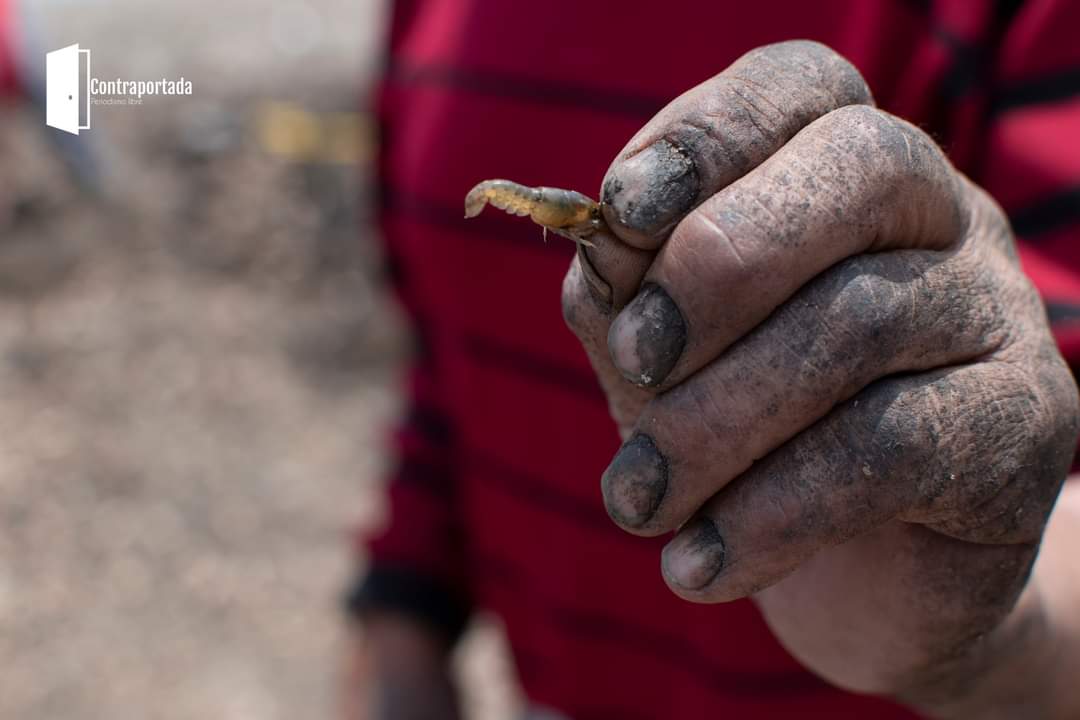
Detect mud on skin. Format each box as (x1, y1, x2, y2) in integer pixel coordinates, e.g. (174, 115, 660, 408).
(569, 41, 1080, 708)
(469, 40, 1080, 708)
(607, 283, 687, 387)
(601, 433, 669, 528)
(600, 139, 700, 244)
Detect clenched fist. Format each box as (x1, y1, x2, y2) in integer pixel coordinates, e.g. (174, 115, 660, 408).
(561, 40, 1080, 716)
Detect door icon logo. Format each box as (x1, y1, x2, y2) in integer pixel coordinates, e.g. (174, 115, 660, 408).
(46, 44, 92, 135)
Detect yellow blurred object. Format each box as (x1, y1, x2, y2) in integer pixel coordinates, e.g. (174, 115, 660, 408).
(255, 101, 370, 165)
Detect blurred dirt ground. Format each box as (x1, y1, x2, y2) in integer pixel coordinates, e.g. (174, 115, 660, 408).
(0, 2, 518, 718)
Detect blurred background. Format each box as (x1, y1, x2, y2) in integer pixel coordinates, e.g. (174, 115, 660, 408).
(0, 1, 517, 717)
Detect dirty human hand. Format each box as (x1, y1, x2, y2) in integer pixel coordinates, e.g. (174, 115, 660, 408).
(560, 41, 1080, 716)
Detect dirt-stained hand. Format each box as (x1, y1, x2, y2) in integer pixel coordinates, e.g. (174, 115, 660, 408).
(561, 40, 1080, 706)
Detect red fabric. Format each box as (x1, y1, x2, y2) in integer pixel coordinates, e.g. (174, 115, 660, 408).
(0, 0, 18, 97)
(364, 1, 1080, 717)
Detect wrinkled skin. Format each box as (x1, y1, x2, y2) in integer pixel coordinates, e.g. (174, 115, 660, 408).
(561, 41, 1080, 715)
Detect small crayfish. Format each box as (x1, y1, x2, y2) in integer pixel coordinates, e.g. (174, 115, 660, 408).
(464, 179, 605, 247)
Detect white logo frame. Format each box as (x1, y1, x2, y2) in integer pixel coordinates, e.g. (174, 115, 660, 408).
(46, 44, 92, 135)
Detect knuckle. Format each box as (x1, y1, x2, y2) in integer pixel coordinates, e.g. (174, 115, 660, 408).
(835, 258, 908, 335)
(965, 177, 1010, 231)
(889, 116, 952, 192)
(825, 105, 904, 166)
(820, 105, 966, 240)
(823, 105, 940, 182)
(791, 256, 912, 369)
(1032, 348, 1080, 455)
(840, 380, 925, 476)
(963, 177, 1016, 254)
(750, 40, 872, 106)
(912, 360, 1075, 542)
(719, 77, 784, 147)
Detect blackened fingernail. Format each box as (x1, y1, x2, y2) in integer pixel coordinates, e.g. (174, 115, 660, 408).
(577, 244, 613, 312)
(608, 283, 686, 387)
(601, 139, 699, 243)
(662, 517, 726, 591)
(601, 433, 668, 528)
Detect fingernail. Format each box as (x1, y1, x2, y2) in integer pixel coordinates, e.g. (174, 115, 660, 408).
(608, 283, 686, 387)
(601, 433, 668, 528)
(662, 517, 726, 591)
(601, 139, 699, 243)
(577, 244, 613, 312)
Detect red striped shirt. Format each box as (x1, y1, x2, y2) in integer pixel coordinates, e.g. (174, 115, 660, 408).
(357, 1, 1080, 717)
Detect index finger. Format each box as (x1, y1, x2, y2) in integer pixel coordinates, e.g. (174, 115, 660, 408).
(599, 40, 873, 252)
(565, 41, 875, 413)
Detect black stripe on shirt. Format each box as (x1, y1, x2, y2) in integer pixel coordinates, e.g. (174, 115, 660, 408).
(345, 563, 471, 642)
(895, 0, 931, 15)
(467, 445, 610, 531)
(1047, 301, 1080, 325)
(992, 0, 1025, 27)
(387, 59, 666, 119)
(1009, 185, 1080, 237)
(405, 403, 455, 445)
(477, 548, 832, 699)
(898, 0, 1031, 109)
(391, 454, 455, 500)
(992, 66, 1080, 115)
(933, 26, 990, 102)
(463, 331, 607, 405)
